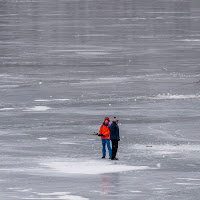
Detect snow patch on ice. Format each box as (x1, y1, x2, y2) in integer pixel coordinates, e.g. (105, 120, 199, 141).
(34, 99, 71, 102)
(154, 188, 169, 190)
(78, 34, 110, 37)
(60, 142, 77, 145)
(71, 77, 129, 85)
(40, 160, 150, 175)
(8, 189, 88, 200)
(0, 85, 20, 88)
(34, 100, 51, 102)
(17, 188, 33, 192)
(148, 11, 189, 14)
(0, 108, 14, 111)
(130, 191, 142, 193)
(34, 99, 52, 102)
(22, 191, 89, 200)
(144, 94, 200, 100)
(156, 163, 161, 168)
(55, 99, 71, 101)
(175, 183, 200, 186)
(177, 39, 200, 42)
(154, 151, 178, 155)
(97, 77, 129, 84)
(76, 51, 110, 55)
(176, 178, 200, 181)
(0, 168, 25, 172)
(0, 74, 11, 77)
(38, 137, 48, 141)
(24, 106, 51, 112)
(36, 192, 70, 196)
(8, 187, 22, 190)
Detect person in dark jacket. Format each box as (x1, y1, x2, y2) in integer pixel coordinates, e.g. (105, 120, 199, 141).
(109, 117, 120, 160)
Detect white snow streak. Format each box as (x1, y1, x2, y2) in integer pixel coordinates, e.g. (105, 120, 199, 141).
(59, 142, 77, 145)
(176, 178, 200, 181)
(130, 191, 142, 193)
(34, 99, 71, 102)
(21, 192, 89, 200)
(0, 108, 14, 111)
(147, 94, 200, 100)
(38, 138, 48, 141)
(23, 106, 51, 112)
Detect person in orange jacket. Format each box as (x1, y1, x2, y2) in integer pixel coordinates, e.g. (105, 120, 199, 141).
(98, 117, 112, 159)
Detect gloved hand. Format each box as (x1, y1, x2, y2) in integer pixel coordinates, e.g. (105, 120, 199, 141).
(98, 134, 104, 136)
(118, 137, 120, 141)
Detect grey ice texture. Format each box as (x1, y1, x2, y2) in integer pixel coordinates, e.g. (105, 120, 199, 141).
(0, 0, 200, 199)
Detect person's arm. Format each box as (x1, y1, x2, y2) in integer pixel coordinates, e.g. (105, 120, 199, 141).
(117, 126, 120, 141)
(98, 125, 103, 136)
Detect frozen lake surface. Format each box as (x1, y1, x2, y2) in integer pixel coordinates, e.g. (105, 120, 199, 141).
(1, 0, 200, 199)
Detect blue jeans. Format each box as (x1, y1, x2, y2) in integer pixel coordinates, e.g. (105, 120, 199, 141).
(102, 139, 112, 157)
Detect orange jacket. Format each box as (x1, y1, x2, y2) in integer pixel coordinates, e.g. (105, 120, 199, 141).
(99, 124, 110, 139)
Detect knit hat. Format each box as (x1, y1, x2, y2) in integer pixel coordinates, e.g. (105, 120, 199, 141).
(104, 117, 110, 123)
(112, 117, 118, 122)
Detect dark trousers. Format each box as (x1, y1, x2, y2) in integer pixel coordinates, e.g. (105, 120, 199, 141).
(111, 140, 118, 159)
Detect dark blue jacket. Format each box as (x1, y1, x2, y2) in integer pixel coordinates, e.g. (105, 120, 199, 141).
(109, 122, 120, 140)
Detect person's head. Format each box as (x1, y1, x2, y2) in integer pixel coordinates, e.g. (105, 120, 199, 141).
(104, 117, 110, 124)
(112, 117, 119, 124)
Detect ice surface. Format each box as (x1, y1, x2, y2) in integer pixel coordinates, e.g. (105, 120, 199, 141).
(1, 0, 200, 199)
